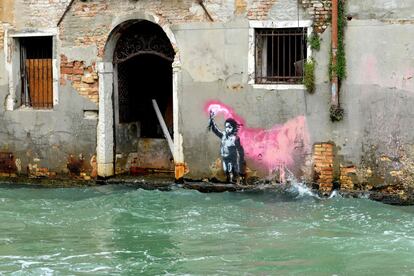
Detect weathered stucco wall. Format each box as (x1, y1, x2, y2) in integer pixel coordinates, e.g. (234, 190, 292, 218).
(13, 0, 69, 29)
(1, 0, 413, 189)
(172, 0, 414, 186)
(172, 11, 332, 180)
(333, 0, 414, 188)
(0, 0, 97, 178)
(0, 84, 98, 177)
(347, 0, 414, 20)
(51, 0, 332, 181)
(0, 0, 333, 181)
(174, 20, 318, 178)
(0, 0, 14, 50)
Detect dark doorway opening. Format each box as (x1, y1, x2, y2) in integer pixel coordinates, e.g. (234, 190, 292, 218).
(113, 20, 175, 174)
(118, 55, 173, 138)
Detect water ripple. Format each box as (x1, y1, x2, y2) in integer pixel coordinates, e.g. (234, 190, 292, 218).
(0, 184, 414, 275)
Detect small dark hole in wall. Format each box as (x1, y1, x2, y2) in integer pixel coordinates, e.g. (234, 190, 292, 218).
(332, 180, 341, 191)
(346, 15, 353, 21)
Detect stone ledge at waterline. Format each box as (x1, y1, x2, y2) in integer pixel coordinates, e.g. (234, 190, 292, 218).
(1, 175, 414, 206)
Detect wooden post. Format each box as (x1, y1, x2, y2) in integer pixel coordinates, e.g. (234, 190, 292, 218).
(152, 99, 175, 159)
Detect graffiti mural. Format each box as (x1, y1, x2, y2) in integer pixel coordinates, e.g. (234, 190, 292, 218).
(205, 101, 310, 182)
(208, 111, 246, 183)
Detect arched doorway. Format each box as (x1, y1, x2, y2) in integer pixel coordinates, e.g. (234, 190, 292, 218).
(113, 20, 175, 174)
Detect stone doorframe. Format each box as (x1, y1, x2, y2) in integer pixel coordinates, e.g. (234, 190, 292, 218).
(97, 13, 184, 178)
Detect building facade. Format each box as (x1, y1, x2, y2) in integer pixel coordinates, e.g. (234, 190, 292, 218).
(0, 0, 413, 192)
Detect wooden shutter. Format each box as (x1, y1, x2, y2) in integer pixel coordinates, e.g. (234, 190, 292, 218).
(26, 58, 53, 108)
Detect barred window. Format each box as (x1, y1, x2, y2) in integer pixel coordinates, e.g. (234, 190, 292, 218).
(255, 28, 307, 84)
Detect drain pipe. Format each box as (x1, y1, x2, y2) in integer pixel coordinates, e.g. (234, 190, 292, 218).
(331, 0, 339, 107)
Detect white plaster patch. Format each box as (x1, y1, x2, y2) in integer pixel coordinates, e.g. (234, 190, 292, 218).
(83, 110, 98, 120)
(61, 46, 98, 66)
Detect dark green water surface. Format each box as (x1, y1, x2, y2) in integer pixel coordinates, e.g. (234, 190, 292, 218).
(1, 184, 414, 275)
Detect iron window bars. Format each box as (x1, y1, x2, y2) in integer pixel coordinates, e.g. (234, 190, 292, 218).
(255, 27, 307, 84)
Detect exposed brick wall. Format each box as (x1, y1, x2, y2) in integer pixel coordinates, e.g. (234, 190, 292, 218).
(340, 165, 356, 191)
(18, 0, 70, 28)
(60, 0, 197, 57)
(247, 0, 331, 33)
(235, 0, 248, 15)
(61, 2, 109, 57)
(60, 55, 98, 103)
(30, 0, 333, 104)
(57, 0, 333, 59)
(73, 25, 108, 58)
(313, 143, 334, 192)
(248, 0, 276, 20)
(300, 0, 332, 33)
(73, 2, 109, 17)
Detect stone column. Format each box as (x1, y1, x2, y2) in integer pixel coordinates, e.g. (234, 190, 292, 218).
(97, 62, 114, 177)
(172, 56, 186, 179)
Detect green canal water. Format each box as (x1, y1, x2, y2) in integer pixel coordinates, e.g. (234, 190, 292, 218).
(1, 184, 414, 275)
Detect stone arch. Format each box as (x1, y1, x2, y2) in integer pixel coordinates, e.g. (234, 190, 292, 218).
(97, 13, 183, 178)
(103, 12, 180, 64)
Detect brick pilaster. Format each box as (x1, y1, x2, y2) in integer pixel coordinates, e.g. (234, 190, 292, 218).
(313, 143, 334, 192)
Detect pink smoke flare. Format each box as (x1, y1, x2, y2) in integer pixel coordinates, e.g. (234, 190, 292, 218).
(205, 101, 310, 176)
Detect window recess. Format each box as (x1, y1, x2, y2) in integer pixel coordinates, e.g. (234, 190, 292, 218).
(255, 27, 307, 85)
(20, 36, 53, 109)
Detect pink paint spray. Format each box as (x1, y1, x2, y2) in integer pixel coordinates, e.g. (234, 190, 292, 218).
(205, 101, 310, 181)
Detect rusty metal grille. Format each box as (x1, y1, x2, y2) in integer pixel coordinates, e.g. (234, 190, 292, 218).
(114, 22, 175, 64)
(255, 28, 307, 84)
(20, 37, 53, 109)
(117, 64, 130, 123)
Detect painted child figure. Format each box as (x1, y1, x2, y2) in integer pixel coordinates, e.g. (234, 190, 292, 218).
(208, 111, 245, 183)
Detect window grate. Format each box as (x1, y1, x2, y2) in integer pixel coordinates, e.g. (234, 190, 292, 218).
(255, 28, 307, 84)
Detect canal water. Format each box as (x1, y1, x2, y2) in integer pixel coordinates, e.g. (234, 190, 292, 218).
(1, 183, 414, 275)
